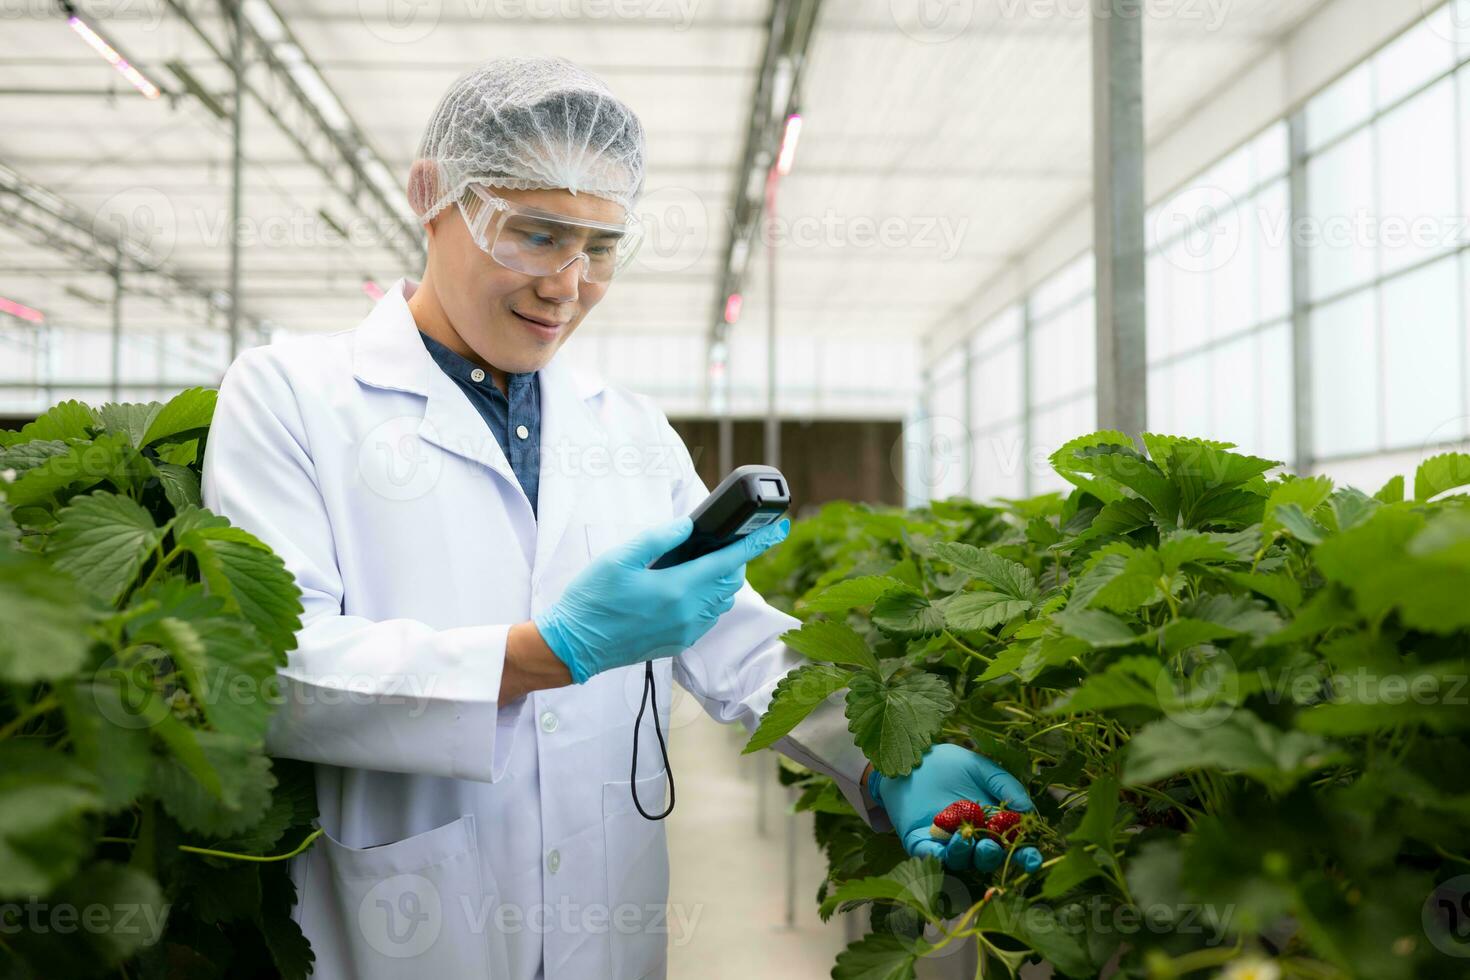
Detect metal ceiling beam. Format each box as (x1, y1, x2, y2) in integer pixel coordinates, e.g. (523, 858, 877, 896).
(161, 0, 424, 271)
(0, 158, 252, 326)
(707, 0, 823, 349)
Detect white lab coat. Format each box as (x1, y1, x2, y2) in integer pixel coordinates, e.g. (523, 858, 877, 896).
(200, 280, 884, 980)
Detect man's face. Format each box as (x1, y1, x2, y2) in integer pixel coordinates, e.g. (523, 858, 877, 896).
(424, 186, 625, 375)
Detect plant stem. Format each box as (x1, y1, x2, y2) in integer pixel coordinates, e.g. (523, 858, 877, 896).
(0, 694, 60, 740)
(180, 828, 324, 863)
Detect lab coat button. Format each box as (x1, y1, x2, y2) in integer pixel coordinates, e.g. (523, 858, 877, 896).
(515, 424, 529, 440)
(470, 368, 486, 383)
(539, 711, 559, 734)
(546, 849, 561, 874)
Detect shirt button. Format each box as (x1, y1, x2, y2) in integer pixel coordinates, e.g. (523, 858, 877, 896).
(546, 849, 561, 874)
(515, 424, 529, 440)
(470, 368, 485, 383)
(539, 711, 559, 734)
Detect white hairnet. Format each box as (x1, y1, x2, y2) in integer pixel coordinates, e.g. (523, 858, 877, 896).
(410, 56, 646, 221)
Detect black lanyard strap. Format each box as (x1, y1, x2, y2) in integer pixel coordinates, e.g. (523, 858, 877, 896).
(630, 660, 675, 820)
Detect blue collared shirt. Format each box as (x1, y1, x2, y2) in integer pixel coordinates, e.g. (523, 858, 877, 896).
(418, 329, 541, 517)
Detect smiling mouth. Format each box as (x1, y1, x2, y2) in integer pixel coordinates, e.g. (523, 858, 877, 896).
(512, 310, 564, 332)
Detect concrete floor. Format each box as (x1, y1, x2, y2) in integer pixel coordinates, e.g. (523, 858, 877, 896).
(663, 705, 851, 980)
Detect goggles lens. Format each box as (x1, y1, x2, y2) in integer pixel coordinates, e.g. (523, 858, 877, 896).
(458, 186, 642, 284)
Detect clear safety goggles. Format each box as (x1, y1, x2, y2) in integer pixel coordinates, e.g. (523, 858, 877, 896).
(455, 183, 644, 284)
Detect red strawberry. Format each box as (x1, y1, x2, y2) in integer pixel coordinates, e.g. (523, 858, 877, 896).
(930, 800, 986, 841)
(986, 807, 1024, 843)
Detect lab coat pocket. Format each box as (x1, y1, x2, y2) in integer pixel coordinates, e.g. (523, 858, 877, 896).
(298, 814, 508, 980)
(602, 774, 671, 980)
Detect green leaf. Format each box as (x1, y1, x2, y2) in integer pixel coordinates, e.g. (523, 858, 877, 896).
(781, 620, 879, 672)
(846, 671, 956, 776)
(1295, 661, 1470, 735)
(3, 432, 155, 508)
(977, 642, 1032, 682)
(0, 400, 97, 446)
(1414, 452, 1470, 502)
(1157, 530, 1240, 574)
(800, 575, 904, 613)
(1052, 608, 1139, 648)
(870, 587, 946, 637)
(141, 387, 217, 447)
(930, 541, 1039, 600)
(744, 663, 856, 754)
(1070, 443, 1180, 520)
(1089, 547, 1170, 613)
(0, 545, 94, 683)
(1123, 712, 1343, 794)
(1374, 474, 1404, 503)
(1184, 593, 1284, 640)
(1327, 487, 1380, 531)
(818, 856, 943, 920)
(174, 509, 303, 656)
(794, 779, 859, 817)
(96, 401, 164, 447)
(832, 932, 925, 980)
(0, 743, 101, 898)
(1069, 774, 1120, 853)
(58, 680, 154, 810)
(155, 461, 202, 511)
(937, 591, 1032, 632)
(149, 731, 276, 836)
(49, 490, 164, 605)
(1046, 656, 1161, 714)
(0, 439, 69, 478)
(1316, 507, 1470, 633)
(1041, 845, 1103, 898)
(1273, 503, 1328, 545)
(1078, 496, 1154, 541)
(1263, 476, 1334, 535)
(1049, 430, 1134, 502)
(1220, 569, 1302, 612)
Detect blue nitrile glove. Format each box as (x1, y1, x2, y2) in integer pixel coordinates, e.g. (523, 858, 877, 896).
(533, 515, 791, 684)
(868, 743, 1044, 874)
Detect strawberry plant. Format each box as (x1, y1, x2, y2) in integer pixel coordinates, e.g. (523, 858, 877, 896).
(749, 432, 1470, 980)
(0, 391, 314, 978)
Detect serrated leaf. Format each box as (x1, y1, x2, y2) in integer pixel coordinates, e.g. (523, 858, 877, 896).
(49, 491, 163, 605)
(977, 642, 1032, 681)
(1295, 661, 1470, 735)
(846, 671, 956, 776)
(174, 511, 303, 656)
(1184, 593, 1284, 640)
(1077, 496, 1154, 542)
(1157, 530, 1239, 574)
(150, 731, 276, 835)
(1272, 503, 1327, 545)
(781, 620, 879, 672)
(832, 932, 925, 980)
(800, 575, 904, 613)
(1219, 569, 1302, 612)
(1046, 656, 1161, 714)
(1374, 474, 1404, 503)
(96, 401, 164, 448)
(142, 387, 217, 447)
(0, 439, 69, 478)
(1090, 548, 1170, 613)
(819, 857, 943, 921)
(1263, 476, 1334, 535)
(0, 545, 94, 682)
(1327, 487, 1380, 531)
(744, 663, 856, 753)
(0, 400, 97, 446)
(1042, 845, 1103, 898)
(1415, 452, 1470, 502)
(5, 862, 167, 970)
(156, 461, 202, 511)
(937, 591, 1032, 632)
(1316, 507, 1470, 633)
(930, 541, 1038, 600)
(1070, 444, 1180, 520)
(58, 680, 154, 810)
(870, 587, 946, 637)
(1070, 774, 1120, 853)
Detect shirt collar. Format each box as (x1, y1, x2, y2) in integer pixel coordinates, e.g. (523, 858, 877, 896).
(417, 328, 537, 392)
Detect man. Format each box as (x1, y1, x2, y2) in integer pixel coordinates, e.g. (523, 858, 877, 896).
(202, 56, 1040, 979)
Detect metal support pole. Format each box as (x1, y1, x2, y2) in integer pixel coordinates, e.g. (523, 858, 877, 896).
(1287, 111, 1314, 475)
(764, 176, 780, 471)
(110, 249, 123, 401)
(1092, 0, 1148, 437)
(783, 785, 798, 928)
(227, 0, 245, 362)
(1020, 294, 1036, 496)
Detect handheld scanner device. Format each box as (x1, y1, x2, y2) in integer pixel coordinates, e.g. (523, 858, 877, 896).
(649, 465, 791, 569)
(630, 465, 790, 822)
